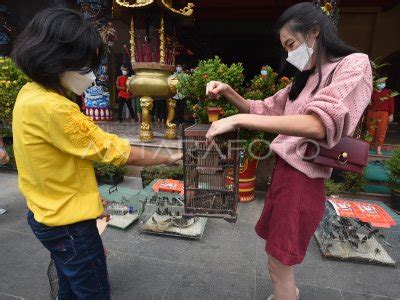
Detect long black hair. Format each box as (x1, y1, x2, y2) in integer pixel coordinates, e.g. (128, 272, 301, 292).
(12, 8, 105, 94)
(277, 2, 358, 101)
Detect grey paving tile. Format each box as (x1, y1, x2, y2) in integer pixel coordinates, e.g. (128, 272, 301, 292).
(255, 277, 341, 300)
(164, 263, 255, 300)
(0, 175, 31, 235)
(0, 291, 25, 299)
(102, 226, 192, 263)
(340, 290, 397, 300)
(101, 225, 142, 255)
(296, 284, 342, 300)
(255, 237, 335, 290)
(294, 239, 336, 289)
(0, 230, 49, 299)
(106, 251, 178, 299)
(236, 194, 265, 226)
(135, 234, 191, 263)
(255, 276, 274, 300)
(255, 247, 269, 279)
(179, 219, 257, 276)
(328, 260, 400, 298)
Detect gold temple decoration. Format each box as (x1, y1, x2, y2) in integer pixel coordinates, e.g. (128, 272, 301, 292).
(116, 0, 154, 8)
(130, 16, 135, 64)
(139, 96, 154, 142)
(163, 0, 172, 6)
(159, 15, 166, 65)
(127, 65, 177, 142)
(161, 0, 195, 16)
(322, 2, 333, 14)
(172, 27, 176, 66)
(165, 98, 177, 139)
(116, 0, 194, 16)
(117, 0, 194, 142)
(315, 0, 339, 26)
(179, 2, 194, 16)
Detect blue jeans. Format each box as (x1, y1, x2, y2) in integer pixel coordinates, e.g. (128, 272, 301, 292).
(27, 211, 110, 300)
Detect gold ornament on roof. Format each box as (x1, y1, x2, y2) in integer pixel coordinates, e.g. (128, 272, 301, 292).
(117, 0, 194, 17)
(161, 0, 194, 16)
(322, 2, 333, 14)
(116, 0, 154, 8)
(314, 0, 339, 27)
(180, 2, 194, 16)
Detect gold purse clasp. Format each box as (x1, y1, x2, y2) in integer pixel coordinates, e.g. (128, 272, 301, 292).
(337, 152, 348, 164)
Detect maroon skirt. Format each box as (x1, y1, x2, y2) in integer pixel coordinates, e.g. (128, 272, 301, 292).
(255, 156, 326, 266)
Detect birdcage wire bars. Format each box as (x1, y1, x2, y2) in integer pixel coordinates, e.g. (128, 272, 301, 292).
(182, 124, 240, 222)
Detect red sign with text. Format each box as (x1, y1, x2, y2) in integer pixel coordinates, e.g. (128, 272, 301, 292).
(328, 198, 396, 228)
(152, 179, 184, 195)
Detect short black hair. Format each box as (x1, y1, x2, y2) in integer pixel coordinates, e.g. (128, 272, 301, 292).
(12, 8, 105, 94)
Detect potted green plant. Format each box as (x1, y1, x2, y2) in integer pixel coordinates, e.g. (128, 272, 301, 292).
(178, 56, 244, 123)
(141, 165, 183, 188)
(93, 162, 127, 185)
(386, 150, 400, 211)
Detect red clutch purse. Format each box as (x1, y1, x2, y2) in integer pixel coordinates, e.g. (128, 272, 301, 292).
(304, 136, 369, 174)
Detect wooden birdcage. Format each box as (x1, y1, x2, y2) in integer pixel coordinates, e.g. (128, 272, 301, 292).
(182, 124, 240, 223)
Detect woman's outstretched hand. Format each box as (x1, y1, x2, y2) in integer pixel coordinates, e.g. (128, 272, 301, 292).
(206, 81, 250, 113)
(206, 81, 230, 99)
(205, 115, 239, 143)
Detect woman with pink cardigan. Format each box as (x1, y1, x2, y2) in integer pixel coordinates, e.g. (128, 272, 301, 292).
(205, 3, 372, 300)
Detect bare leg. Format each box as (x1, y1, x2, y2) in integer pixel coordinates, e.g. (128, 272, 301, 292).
(267, 254, 298, 300)
(377, 146, 383, 155)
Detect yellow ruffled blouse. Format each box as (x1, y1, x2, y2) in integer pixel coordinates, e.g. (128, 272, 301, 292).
(12, 82, 131, 226)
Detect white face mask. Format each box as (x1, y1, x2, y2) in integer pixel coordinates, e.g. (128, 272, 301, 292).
(122, 70, 128, 76)
(60, 71, 96, 96)
(176, 67, 182, 73)
(261, 70, 268, 76)
(286, 38, 316, 72)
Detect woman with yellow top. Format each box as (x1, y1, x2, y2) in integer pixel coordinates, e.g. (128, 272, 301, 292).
(11, 8, 181, 300)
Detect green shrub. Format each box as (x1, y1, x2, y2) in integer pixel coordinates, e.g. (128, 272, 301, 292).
(141, 165, 183, 188)
(179, 56, 244, 123)
(93, 162, 126, 178)
(325, 179, 344, 196)
(386, 150, 400, 190)
(342, 172, 366, 193)
(0, 57, 30, 123)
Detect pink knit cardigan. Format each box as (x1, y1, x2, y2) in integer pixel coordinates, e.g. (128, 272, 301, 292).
(248, 53, 373, 179)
